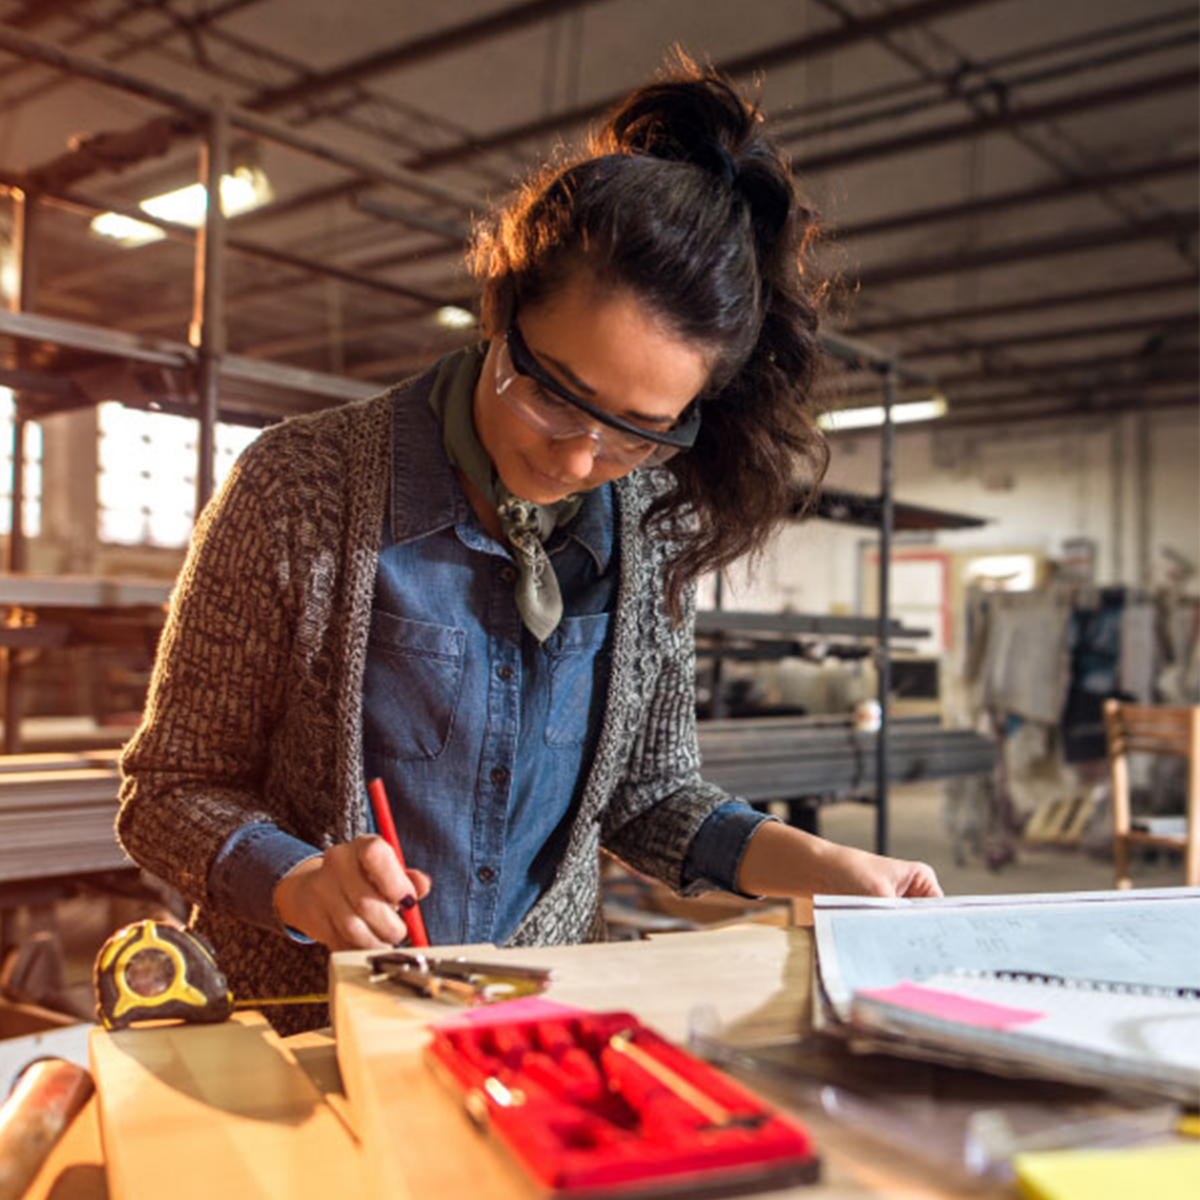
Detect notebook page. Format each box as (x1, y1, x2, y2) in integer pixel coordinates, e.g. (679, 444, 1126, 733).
(815, 891, 1200, 1022)
(851, 973, 1200, 1099)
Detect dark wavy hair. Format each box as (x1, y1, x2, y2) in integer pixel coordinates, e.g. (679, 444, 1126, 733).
(470, 53, 829, 620)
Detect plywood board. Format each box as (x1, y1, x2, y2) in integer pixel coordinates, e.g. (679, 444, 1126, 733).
(329, 926, 810, 1199)
(89, 1012, 363, 1200)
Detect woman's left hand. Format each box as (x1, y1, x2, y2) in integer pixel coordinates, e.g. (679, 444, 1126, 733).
(735, 820, 943, 899)
(817, 841, 943, 898)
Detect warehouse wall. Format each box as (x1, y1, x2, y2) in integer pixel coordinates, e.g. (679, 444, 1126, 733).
(16, 402, 1200, 611)
(715, 406, 1200, 617)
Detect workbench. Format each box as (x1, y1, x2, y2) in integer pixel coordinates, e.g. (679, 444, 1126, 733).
(22, 922, 1044, 1200)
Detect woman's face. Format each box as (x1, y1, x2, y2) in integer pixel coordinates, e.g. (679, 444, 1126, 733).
(473, 272, 711, 504)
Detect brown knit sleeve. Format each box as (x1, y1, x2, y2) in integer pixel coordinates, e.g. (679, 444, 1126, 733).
(599, 563, 731, 893)
(117, 430, 297, 906)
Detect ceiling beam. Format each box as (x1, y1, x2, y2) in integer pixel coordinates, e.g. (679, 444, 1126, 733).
(403, 0, 1013, 172)
(8, 182, 450, 311)
(2, 0, 91, 31)
(787, 65, 1198, 173)
(836, 155, 1199, 241)
(843, 275, 1200, 336)
(0, 25, 481, 212)
(933, 393, 1197, 430)
(0, 0, 267, 110)
(943, 376, 1198, 411)
(247, 0, 614, 114)
(856, 209, 1198, 288)
(828, 348, 1198, 400)
(907, 348, 1200, 388)
(896, 311, 1200, 360)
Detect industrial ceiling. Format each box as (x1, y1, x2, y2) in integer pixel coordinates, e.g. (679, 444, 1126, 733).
(0, 0, 1196, 433)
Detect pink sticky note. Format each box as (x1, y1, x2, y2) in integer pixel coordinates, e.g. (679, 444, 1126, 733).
(858, 981, 1044, 1030)
(430, 996, 587, 1031)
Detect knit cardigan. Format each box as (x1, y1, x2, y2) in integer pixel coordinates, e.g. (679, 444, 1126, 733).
(117, 367, 731, 1032)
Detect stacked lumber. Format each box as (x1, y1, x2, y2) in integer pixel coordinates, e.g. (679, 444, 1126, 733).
(698, 716, 997, 802)
(0, 753, 128, 883)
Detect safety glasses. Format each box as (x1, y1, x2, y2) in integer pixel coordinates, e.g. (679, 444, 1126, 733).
(493, 319, 701, 468)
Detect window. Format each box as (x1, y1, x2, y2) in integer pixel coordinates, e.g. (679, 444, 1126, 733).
(0, 386, 43, 537)
(97, 403, 260, 547)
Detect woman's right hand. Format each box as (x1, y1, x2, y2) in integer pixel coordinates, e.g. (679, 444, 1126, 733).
(272, 835, 432, 951)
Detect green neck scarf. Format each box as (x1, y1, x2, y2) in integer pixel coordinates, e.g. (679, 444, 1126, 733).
(429, 346, 583, 643)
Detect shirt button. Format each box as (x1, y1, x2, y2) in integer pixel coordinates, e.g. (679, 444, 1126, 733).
(490, 766, 510, 786)
(497, 665, 514, 682)
(477, 865, 496, 884)
(499, 566, 516, 584)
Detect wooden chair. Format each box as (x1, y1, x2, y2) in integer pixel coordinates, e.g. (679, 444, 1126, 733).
(1103, 699, 1200, 888)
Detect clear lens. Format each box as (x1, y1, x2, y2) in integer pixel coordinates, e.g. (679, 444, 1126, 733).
(493, 340, 674, 467)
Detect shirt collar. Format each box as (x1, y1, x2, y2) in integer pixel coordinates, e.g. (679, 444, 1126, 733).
(389, 360, 472, 546)
(388, 350, 615, 572)
(548, 483, 614, 575)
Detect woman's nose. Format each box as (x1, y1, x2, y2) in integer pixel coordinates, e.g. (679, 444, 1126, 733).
(549, 430, 600, 480)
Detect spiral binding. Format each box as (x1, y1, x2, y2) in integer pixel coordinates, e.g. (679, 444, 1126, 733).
(952, 968, 1200, 1000)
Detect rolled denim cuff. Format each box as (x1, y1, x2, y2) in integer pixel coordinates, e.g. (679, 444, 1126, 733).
(208, 822, 322, 943)
(681, 802, 778, 898)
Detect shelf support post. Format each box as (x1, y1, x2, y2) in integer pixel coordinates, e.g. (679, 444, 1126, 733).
(191, 101, 228, 516)
(2, 187, 38, 754)
(875, 365, 897, 855)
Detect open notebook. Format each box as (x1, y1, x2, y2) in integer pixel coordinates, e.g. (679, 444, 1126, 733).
(850, 971, 1200, 1103)
(814, 888, 1200, 1102)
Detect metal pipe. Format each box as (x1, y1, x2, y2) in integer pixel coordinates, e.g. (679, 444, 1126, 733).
(192, 104, 228, 514)
(875, 367, 896, 856)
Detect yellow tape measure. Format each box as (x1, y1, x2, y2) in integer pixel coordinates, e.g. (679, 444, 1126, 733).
(94, 920, 325, 1030)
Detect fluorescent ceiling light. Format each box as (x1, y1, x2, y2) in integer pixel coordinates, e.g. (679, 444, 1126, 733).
(818, 394, 948, 431)
(435, 305, 476, 330)
(90, 166, 273, 247)
(89, 211, 165, 248)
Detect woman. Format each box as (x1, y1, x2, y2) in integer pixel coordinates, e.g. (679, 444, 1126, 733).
(118, 59, 940, 1031)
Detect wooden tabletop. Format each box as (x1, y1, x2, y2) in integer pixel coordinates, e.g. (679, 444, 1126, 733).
(29, 924, 1022, 1200)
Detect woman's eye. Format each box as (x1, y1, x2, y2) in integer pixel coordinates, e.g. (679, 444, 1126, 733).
(532, 383, 570, 410)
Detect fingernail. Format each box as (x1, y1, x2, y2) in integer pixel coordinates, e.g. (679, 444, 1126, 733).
(398, 896, 417, 911)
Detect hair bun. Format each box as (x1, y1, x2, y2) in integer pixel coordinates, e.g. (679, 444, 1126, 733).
(695, 142, 738, 189)
(735, 160, 792, 246)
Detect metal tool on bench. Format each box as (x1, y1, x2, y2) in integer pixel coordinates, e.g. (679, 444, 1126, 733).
(94, 920, 326, 1030)
(367, 950, 552, 1005)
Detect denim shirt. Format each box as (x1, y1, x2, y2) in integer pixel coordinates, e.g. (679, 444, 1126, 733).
(208, 366, 767, 942)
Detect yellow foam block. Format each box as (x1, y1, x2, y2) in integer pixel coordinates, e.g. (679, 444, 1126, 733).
(1015, 1142, 1200, 1200)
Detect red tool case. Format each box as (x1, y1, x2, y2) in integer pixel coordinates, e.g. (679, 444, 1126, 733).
(427, 1009, 819, 1198)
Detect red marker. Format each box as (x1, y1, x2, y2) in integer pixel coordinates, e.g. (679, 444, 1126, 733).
(366, 777, 429, 947)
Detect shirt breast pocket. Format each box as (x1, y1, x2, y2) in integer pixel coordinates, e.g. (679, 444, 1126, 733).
(543, 612, 612, 748)
(363, 611, 467, 762)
